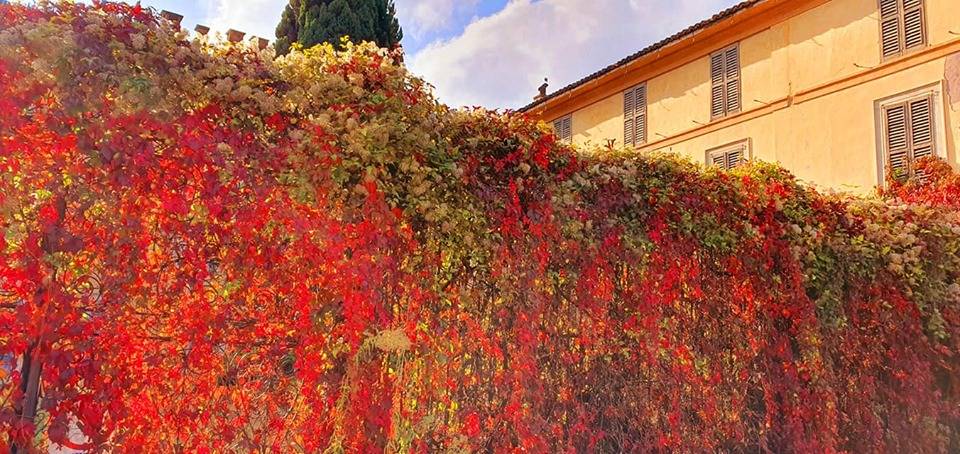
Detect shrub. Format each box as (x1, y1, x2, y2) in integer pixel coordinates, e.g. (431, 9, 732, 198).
(1, 2, 959, 452)
(883, 156, 960, 209)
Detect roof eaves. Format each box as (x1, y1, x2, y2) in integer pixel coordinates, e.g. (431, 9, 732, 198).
(519, 0, 764, 113)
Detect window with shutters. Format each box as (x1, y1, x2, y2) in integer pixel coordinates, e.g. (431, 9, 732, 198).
(623, 84, 647, 147)
(553, 115, 572, 143)
(710, 44, 741, 120)
(881, 93, 936, 181)
(879, 0, 926, 60)
(706, 139, 750, 170)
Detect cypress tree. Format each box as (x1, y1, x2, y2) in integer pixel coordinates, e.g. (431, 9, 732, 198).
(274, 0, 403, 55)
(274, 0, 301, 56)
(374, 0, 403, 48)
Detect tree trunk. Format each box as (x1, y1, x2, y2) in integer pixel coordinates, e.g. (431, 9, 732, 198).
(11, 344, 43, 454)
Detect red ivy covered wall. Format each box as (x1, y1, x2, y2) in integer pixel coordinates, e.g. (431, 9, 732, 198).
(0, 2, 959, 452)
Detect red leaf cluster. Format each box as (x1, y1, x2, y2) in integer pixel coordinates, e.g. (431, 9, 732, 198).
(1, 2, 959, 452)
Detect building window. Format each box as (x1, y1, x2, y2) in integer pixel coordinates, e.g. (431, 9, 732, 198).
(710, 44, 741, 120)
(553, 115, 572, 143)
(707, 139, 750, 170)
(880, 93, 936, 181)
(879, 0, 926, 59)
(624, 84, 647, 147)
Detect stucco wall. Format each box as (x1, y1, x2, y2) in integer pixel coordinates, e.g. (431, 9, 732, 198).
(561, 0, 960, 194)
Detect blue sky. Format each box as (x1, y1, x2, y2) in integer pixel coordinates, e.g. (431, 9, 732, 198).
(27, 0, 742, 109)
(70, 0, 510, 56)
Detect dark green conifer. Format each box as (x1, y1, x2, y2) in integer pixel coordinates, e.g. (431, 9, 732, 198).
(274, 0, 403, 55)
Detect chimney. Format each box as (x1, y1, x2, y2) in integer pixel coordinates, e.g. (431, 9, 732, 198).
(194, 24, 210, 35)
(160, 10, 183, 28)
(227, 29, 246, 43)
(534, 78, 549, 101)
(252, 36, 270, 50)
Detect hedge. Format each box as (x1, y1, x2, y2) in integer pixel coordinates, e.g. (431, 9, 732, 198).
(1, 2, 959, 452)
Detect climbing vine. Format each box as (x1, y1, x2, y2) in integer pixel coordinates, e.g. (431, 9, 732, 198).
(1, 2, 959, 452)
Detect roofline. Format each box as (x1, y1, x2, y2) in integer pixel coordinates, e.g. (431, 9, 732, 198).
(519, 0, 769, 114)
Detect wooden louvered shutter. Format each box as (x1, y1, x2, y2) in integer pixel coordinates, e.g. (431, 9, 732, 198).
(883, 102, 910, 179)
(879, 0, 902, 58)
(883, 94, 936, 181)
(909, 96, 933, 158)
(879, 0, 926, 59)
(554, 116, 572, 143)
(710, 51, 726, 119)
(711, 152, 727, 167)
(726, 143, 745, 169)
(624, 89, 635, 146)
(710, 45, 740, 119)
(708, 140, 749, 170)
(908, 95, 934, 179)
(724, 46, 741, 115)
(634, 85, 647, 145)
(553, 115, 572, 141)
(624, 85, 648, 146)
(902, 0, 925, 51)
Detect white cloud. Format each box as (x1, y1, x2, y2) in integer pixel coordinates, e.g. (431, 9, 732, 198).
(203, 0, 481, 44)
(203, 0, 287, 41)
(394, 0, 479, 37)
(406, 0, 740, 109)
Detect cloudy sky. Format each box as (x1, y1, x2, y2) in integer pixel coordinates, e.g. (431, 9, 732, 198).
(66, 0, 742, 109)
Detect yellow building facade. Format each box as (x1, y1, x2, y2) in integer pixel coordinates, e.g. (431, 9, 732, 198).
(524, 0, 960, 194)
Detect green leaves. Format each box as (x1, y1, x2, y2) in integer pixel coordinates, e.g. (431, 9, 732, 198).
(2, 2, 960, 453)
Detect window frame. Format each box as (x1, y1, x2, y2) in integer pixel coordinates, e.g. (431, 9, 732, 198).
(874, 82, 946, 185)
(877, 0, 928, 61)
(706, 139, 752, 170)
(623, 83, 648, 147)
(709, 43, 742, 121)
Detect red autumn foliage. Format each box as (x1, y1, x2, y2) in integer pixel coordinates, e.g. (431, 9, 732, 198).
(883, 156, 960, 209)
(1, 2, 959, 452)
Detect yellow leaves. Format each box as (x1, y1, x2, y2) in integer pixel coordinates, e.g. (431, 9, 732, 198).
(372, 329, 411, 353)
